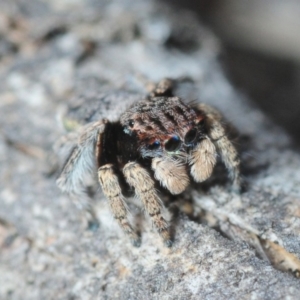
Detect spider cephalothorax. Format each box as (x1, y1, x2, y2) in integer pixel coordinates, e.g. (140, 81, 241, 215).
(120, 96, 205, 158)
(56, 79, 240, 247)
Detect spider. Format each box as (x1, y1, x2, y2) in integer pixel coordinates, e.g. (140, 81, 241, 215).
(56, 79, 240, 247)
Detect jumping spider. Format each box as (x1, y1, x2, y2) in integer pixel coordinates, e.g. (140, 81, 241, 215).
(56, 79, 240, 247)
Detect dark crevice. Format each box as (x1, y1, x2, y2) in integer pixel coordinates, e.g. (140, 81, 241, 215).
(164, 33, 199, 53)
(75, 39, 97, 65)
(39, 26, 67, 42)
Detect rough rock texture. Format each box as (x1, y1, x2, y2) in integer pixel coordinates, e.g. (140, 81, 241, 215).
(0, 0, 300, 299)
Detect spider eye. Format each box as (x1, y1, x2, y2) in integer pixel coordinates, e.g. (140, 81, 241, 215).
(165, 136, 181, 152)
(128, 120, 135, 127)
(184, 128, 197, 145)
(148, 140, 160, 150)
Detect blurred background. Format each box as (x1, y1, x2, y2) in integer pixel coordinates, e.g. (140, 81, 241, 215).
(165, 0, 300, 145)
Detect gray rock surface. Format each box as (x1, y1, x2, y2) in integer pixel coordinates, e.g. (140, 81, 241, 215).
(0, 0, 300, 299)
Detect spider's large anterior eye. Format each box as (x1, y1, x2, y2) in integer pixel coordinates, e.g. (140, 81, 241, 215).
(128, 120, 135, 127)
(148, 141, 160, 150)
(184, 128, 197, 145)
(165, 136, 181, 152)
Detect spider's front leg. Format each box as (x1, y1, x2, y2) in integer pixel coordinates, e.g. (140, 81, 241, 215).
(123, 162, 172, 247)
(194, 104, 241, 192)
(98, 164, 141, 246)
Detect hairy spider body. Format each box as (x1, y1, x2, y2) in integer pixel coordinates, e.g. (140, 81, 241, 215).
(56, 79, 240, 247)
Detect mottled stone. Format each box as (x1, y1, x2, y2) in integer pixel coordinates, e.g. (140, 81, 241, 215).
(0, 0, 299, 299)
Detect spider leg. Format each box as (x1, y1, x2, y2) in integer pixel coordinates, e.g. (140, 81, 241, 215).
(123, 162, 172, 247)
(197, 104, 241, 192)
(152, 157, 189, 195)
(190, 137, 217, 183)
(56, 121, 107, 226)
(57, 120, 107, 194)
(149, 78, 174, 97)
(98, 164, 140, 246)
